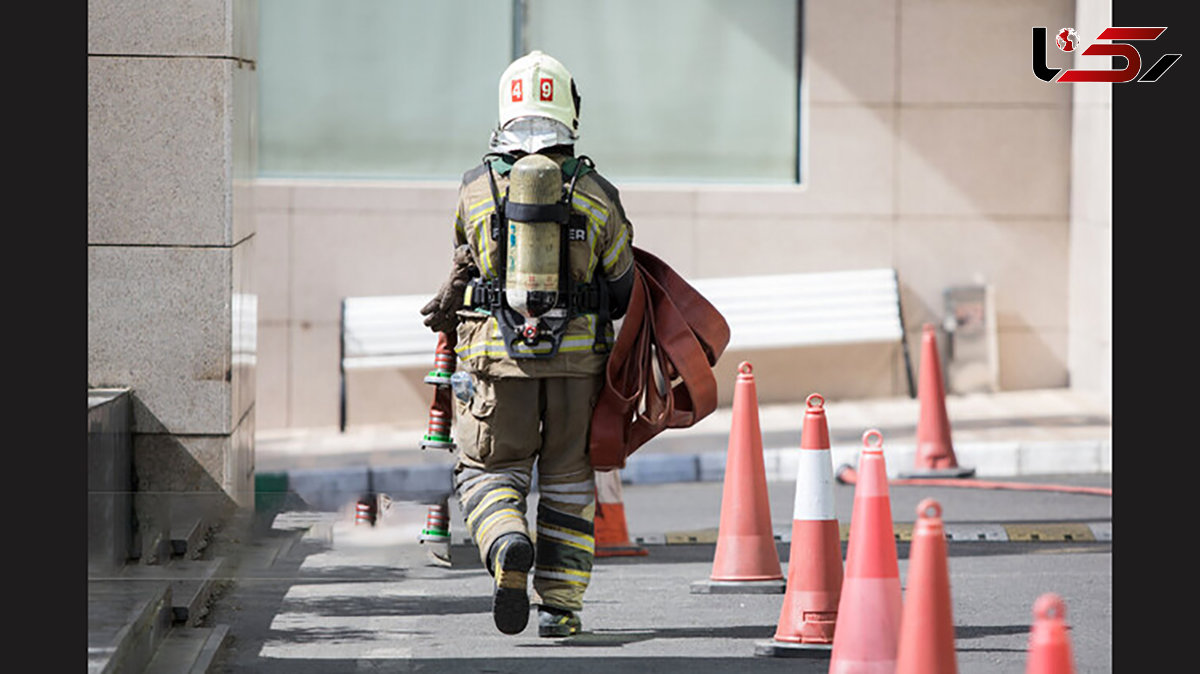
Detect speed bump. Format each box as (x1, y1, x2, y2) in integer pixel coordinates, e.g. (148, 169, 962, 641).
(1003, 523, 1096, 542)
(665, 528, 719, 544)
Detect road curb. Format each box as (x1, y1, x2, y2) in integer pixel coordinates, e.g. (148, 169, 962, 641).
(428, 521, 1112, 547)
(255, 438, 1111, 512)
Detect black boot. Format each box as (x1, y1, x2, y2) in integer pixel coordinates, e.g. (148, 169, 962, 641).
(538, 604, 582, 638)
(488, 533, 534, 634)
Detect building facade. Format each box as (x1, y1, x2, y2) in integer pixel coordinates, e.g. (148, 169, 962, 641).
(88, 0, 1111, 469)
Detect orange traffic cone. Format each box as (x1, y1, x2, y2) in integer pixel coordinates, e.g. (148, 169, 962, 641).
(829, 429, 903, 673)
(594, 469, 648, 557)
(692, 362, 784, 594)
(901, 324, 974, 478)
(1025, 593, 1076, 674)
(756, 393, 844, 658)
(896, 498, 958, 674)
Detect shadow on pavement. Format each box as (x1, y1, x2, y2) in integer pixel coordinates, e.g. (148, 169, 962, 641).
(517, 624, 778, 648)
(271, 594, 492, 619)
(216, 655, 829, 673)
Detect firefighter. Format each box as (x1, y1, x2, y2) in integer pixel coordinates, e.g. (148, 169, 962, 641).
(420, 50, 635, 638)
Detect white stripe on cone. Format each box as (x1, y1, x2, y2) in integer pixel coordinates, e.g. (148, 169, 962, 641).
(793, 449, 836, 521)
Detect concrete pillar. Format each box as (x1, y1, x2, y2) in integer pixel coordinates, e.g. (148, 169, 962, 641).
(88, 1, 259, 549)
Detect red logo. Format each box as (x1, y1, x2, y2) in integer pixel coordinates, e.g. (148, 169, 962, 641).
(1056, 28, 1077, 52)
(539, 78, 554, 101)
(511, 79, 523, 102)
(1032, 26, 1181, 83)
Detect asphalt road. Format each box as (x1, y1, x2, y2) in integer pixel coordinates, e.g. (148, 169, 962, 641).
(207, 474, 1112, 672)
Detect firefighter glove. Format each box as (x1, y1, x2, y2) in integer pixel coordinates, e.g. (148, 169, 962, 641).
(421, 244, 477, 333)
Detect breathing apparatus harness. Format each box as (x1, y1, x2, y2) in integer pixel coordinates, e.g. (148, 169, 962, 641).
(465, 151, 611, 359)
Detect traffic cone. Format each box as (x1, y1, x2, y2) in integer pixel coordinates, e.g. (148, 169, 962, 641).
(896, 498, 958, 674)
(419, 384, 456, 450)
(1025, 593, 1076, 674)
(829, 429, 903, 673)
(755, 393, 844, 658)
(424, 331, 456, 386)
(691, 362, 784, 594)
(901, 324, 974, 478)
(593, 469, 647, 557)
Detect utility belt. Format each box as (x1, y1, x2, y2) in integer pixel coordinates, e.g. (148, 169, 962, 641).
(464, 277, 606, 316)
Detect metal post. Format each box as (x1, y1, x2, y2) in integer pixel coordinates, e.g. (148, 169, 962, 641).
(511, 0, 527, 61)
(339, 298, 347, 432)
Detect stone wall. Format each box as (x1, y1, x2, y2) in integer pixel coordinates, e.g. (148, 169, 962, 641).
(88, 0, 260, 526)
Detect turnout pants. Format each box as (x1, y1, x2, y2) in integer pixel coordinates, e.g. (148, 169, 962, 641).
(453, 373, 602, 612)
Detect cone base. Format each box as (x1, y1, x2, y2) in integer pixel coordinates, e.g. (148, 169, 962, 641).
(690, 579, 786, 595)
(897, 466, 976, 479)
(421, 542, 451, 568)
(754, 640, 833, 658)
(595, 544, 649, 558)
(420, 437, 456, 450)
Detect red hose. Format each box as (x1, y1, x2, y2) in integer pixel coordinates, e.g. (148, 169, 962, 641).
(834, 465, 1112, 497)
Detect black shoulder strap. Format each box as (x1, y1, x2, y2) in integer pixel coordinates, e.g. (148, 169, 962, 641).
(560, 155, 594, 183)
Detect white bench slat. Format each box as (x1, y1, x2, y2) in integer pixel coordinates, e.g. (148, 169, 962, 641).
(342, 295, 436, 360)
(338, 268, 913, 430)
(342, 354, 433, 370)
(340, 269, 905, 362)
(690, 270, 902, 350)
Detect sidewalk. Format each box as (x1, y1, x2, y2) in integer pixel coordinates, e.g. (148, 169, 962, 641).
(254, 387, 1112, 511)
(206, 476, 1113, 672)
(199, 386, 1113, 673)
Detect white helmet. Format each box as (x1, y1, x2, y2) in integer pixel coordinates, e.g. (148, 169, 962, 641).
(497, 50, 580, 134)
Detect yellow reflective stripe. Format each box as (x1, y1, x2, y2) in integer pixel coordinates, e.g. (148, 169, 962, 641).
(534, 573, 588, 587)
(475, 508, 525, 542)
(602, 225, 630, 274)
(454, 204, 466, 239)
(570, 193, 607, 282)
(457, 337, 602, 361)
(571, 193, 609, 224)
(471, 215, 494, 278)
(535, 566, 592, 581)
(585, 218, 603, 280)
(466, 196, 495, 219)
(538, 524, 595, 553)
(466, 488, 523, 530)
(553, 566, 591, 579)
(539, 479, 595, 495)
(465, 196, 497, 278)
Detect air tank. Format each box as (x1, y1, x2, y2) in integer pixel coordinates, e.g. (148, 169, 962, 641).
(505, 153, 562, 318)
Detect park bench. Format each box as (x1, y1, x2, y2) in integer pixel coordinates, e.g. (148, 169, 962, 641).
(338, 267, 913, 431)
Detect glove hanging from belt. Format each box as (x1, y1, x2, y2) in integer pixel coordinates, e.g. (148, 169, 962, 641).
(420, 244, 478, 334)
